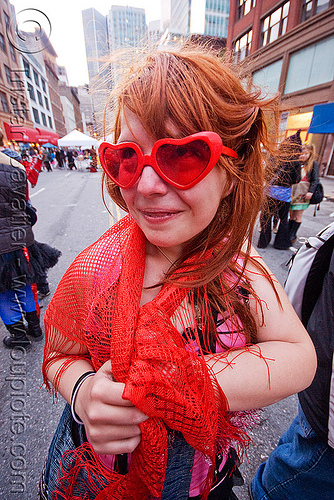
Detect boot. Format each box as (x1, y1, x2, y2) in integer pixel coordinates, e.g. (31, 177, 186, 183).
(25, 311, 43, 341)
(289, 220, 301, 244)
(3, 319, 31, 349)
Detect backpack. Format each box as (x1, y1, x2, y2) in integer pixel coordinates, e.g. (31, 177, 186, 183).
(284, 222, 334, 327)
(309, 182, 324, 205)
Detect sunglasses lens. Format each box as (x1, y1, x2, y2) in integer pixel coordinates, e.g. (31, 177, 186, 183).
(156, 140, 211, 186)
(103, 146, 138, 186)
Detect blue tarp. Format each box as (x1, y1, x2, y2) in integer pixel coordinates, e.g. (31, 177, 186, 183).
(308, 102, 334, 134)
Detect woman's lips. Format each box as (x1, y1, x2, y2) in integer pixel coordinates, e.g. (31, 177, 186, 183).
(140, 210, 180, 221)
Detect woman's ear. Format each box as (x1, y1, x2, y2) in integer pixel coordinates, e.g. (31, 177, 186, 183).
(222, 175, 236, 199)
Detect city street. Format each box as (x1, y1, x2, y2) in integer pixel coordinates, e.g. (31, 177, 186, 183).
(0, 166, 333, 499)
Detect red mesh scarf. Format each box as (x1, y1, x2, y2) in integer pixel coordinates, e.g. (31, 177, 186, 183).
(43, 215, 249, 499)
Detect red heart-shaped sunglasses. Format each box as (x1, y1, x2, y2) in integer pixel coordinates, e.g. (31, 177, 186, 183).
(98, 131, 238, 190)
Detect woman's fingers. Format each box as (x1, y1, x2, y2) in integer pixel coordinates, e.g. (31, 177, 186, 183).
(90, 434, 142, 456)
(74, 360, 148, 455)
(85, 397, 148, 426)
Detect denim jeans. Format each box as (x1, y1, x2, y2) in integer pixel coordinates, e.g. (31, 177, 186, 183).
(251, 405, 334, 499)
(42, 404, 195, 499)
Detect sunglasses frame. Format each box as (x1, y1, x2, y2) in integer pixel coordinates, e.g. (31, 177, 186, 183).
(98, 131, 238, 190)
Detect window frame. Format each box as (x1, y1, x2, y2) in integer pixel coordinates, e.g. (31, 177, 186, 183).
(41, 111, 47, 126)
(32, 106, 40, 124)
(0, 32, 6, 53)
(33, 69, 40, 87)
(234, 29, 253, 62)
(4, 64, 12, 85)
(301, 0, 333, 22)
(20, 100, 28, 119)
(9, 44, 16, 62)
(27, 82, 35, 101)
(260, 1, 290, 48)
(23, 59, 31, 79)
(37, 89, 43, 106)
(0, 91, 9, 112)
(237, 0, 256, 20)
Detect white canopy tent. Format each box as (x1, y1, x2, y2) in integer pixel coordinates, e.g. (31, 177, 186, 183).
(57, 130, 99, 148)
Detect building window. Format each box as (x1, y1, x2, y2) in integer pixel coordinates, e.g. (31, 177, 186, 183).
(237, 0, 256, 20)
(234, 30, 252, 62)
(0, 33, 6, 53)
(48, 116, 53, 128)
(12, 72, 23, 91)
(261, 2, 290, 47)
(9, 44, 16, 62)
(33, 70, 39, 87)
(44, 96, 49, 110)
(32, 107, 40, 123)
(4, 64, 11, 85)
(301, 0, 332, 21)
(0, 91, 9, 112)
(23, 59, 31, 79)
(27, 82, 35, 101)
(41, 111, 47, 126)
(285, 35, 334, 94)
(37, 90, 43, 106)
(41, 78, 46, 92)
(253, 59, 283, 97)
(20, 100, 28, 119)
(10, 96, 18, 115)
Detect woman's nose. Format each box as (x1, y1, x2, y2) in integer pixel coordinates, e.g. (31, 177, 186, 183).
(136, 165, 169, 196)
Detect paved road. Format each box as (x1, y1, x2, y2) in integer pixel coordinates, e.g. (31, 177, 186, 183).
(0, 166, 333, 499)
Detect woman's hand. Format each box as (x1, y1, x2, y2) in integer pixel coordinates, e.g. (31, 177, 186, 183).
(74, 360, 148, 455)
(305, 192, 313, 200)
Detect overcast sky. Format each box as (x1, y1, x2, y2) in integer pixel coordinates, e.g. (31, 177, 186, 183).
(10, 0, 162, 86)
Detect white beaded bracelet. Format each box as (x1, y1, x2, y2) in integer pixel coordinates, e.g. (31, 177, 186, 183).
(70, 371, 95, 425)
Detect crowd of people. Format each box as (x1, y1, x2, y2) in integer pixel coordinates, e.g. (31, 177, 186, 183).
(19, 145, 99, 173)
(0, 44, 331, 500)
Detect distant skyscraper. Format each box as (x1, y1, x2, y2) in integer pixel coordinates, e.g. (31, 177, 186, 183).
(107, 6, 147, 52)
(162, 0, 229, 40)
(170, 0, 191, 34)
(82, 8, 109, 83)
(82, 8, 110, 137)
(196, 0, 230, 38)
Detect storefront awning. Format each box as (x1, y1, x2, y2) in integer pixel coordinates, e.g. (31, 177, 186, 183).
(4, 122, 39, 142)
(308, 103, 334, 134)
(36, 128, 59, 145)
(4, 123, 59, 145)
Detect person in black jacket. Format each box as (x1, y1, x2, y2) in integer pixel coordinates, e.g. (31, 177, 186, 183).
(0, 151, 42, 348)
(257, 130, 302, 250)
(251, 226, 334, 500)
(289, 143, 319, 243)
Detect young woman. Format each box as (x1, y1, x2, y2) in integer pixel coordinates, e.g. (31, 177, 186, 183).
(257, 131, 302, 250)
(289, 143, 319, 243)
(41, 48, 316, 500)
